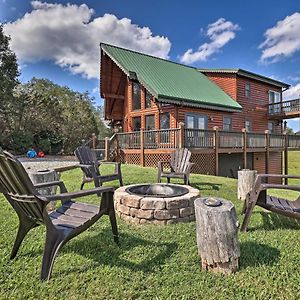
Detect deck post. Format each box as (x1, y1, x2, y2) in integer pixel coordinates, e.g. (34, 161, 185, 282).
(242, 128, 247, 169)
(178, 122, 185, 148)
(213, 126, 219, 176)
(265, 130, 270, 180)
(104, 137, 110, 161)
(284, 132, 288, 184)
(92, 133, 97, 149)
(140, 129, 145, 167)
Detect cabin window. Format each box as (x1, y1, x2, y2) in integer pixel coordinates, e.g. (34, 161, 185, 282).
(269, 91, 281, 113)
(245, 120, 252, 132)
(268, 121, 274, 133)
(245, 83, 251, 97)
(132, 82, 141, 110)
(223, 116, 232, 131)
(145, 90, 152, 109)
(185, 113, 207, 129)
(160, 112, 170, 129)
(132, 116, 141, 131)
(145, 114, 155, 130)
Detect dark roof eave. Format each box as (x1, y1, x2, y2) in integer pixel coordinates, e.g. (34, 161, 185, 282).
(158, 97, 242, 113)
(198, 68, 290, 88)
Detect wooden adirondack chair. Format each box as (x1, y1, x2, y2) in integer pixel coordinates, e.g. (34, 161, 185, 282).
(157, 148, 194, 185)
(241, 174, 300, 232)
(0, 149, 118, 280)
(75, 146, 123, 190)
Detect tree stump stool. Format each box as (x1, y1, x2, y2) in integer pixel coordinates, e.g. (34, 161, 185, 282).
(28, 169, 60, 211)
(195, 197, 240, 274)
(237, 169, 257, 201)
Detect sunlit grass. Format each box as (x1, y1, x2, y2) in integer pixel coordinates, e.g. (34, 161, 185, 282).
(0, 152, 299, 299)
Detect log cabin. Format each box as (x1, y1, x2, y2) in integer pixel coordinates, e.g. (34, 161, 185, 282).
(100, 43, 300, 178)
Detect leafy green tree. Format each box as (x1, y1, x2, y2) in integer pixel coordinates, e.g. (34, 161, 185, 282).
(0, 25, 19, 139)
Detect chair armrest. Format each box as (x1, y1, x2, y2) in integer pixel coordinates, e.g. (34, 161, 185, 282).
(34, 180, 68, 193)
(100, 161, 121, 166)
(261, 184, 300, 192)
(257, 174, 300, 180)
(43, 186, 114, 201)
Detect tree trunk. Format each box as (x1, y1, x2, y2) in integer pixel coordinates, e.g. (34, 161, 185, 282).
(28, 169, 60, 211)
(195, 197, 240, 274)
(237, 169, 257, 201)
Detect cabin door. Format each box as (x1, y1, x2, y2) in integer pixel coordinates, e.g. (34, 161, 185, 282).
(185, 113, 207, 130)
(185, 114, 208, 147)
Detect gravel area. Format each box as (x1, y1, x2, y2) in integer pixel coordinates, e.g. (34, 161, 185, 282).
(19, 156, 78, 172)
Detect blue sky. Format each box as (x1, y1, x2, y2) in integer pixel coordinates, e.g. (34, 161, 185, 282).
(1, 0, 300, 130)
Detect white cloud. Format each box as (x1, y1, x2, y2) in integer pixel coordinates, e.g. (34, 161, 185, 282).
(283, 83, 300, 100)
(4, 1, 171, 79)
(260, 12, 300, 63)
(180, 18, 240, 64)
(92, 86, 99, 94)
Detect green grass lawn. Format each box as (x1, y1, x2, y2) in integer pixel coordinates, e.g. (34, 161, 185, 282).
(0, 152, 299, 299)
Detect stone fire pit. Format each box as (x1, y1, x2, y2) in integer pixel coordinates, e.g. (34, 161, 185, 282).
(114, 183, 199, 225)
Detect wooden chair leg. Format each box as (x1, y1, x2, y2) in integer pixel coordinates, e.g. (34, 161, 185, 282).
(105, 191, 119, 244)
(10, 220, 36, 259)
(119, 177, 123, 187)
(167, 178, 170, 183)
(41, 231, 64, 281)
(240, 201, 256, 232)
(80, 182, 85, 190)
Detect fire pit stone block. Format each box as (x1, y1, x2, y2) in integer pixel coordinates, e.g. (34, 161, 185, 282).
(114, 184, 199, 225)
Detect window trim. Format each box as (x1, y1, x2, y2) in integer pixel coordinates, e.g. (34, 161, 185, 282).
(185, 113, 208, 130)
(245, 119, 252, 132)
(132, 116, 141, 131)
(245, 83, 251, 97)
(145, 114, 155, 131)
(132, 82, 141, 111)
(145, 89, 152, 109)
(223, 116, 232, 131)
(159, 112, 171, 130)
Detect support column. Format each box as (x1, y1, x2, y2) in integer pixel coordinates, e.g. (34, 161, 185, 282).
(242, 128, 247, 169)
(140, 129, 145, 167)
(213, 126, 219, 176)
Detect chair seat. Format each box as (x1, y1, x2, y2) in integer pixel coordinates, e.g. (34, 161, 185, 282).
(49, 201, 99, 229)
(257, 196, 300, 218)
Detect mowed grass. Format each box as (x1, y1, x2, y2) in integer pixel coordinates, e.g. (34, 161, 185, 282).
(0, 152, 299, 299)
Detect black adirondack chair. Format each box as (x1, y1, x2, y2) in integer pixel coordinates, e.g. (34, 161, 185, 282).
(0, 149, 118, 280)
(75, 146, 123, 190)
(157, 148, 194, 185)
(241, 174, 300, 232)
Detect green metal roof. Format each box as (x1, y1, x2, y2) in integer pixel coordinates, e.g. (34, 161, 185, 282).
(101, 43, 242, 112)
(198, 68, 290, 88)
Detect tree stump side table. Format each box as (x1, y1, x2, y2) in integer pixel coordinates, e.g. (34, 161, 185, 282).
(194, 197, 240, 274)
(237, 169, 257, 201)
(28, 169, 60, 211)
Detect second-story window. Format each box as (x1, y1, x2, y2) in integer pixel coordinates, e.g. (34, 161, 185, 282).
(223, 116, 232, 131)
(269, 91, 281, 113)
(268, 121, 274, 133)
(132, 82, 141, 110)
(245, 120, 251, 132)
(145, 90, 152, 109)
(245, 83, 251, 97)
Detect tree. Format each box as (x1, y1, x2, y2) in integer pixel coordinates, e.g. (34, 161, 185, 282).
(0, 25, 19, 138)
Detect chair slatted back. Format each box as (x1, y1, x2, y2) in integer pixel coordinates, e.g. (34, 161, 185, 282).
(74, 146, 99, 178)
(0, 151, 45, 223)
(170, 148, 191, 173)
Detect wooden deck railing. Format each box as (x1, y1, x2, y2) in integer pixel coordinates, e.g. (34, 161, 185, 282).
(185, 129, 214, 148)
(143, 128, 180, 149)
(110, 128, 300, 151)
(268, 98, 300, 116)
(219, 131, 243, 148)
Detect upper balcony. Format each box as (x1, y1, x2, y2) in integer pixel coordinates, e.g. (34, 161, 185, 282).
(268, 98, 300, 120)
